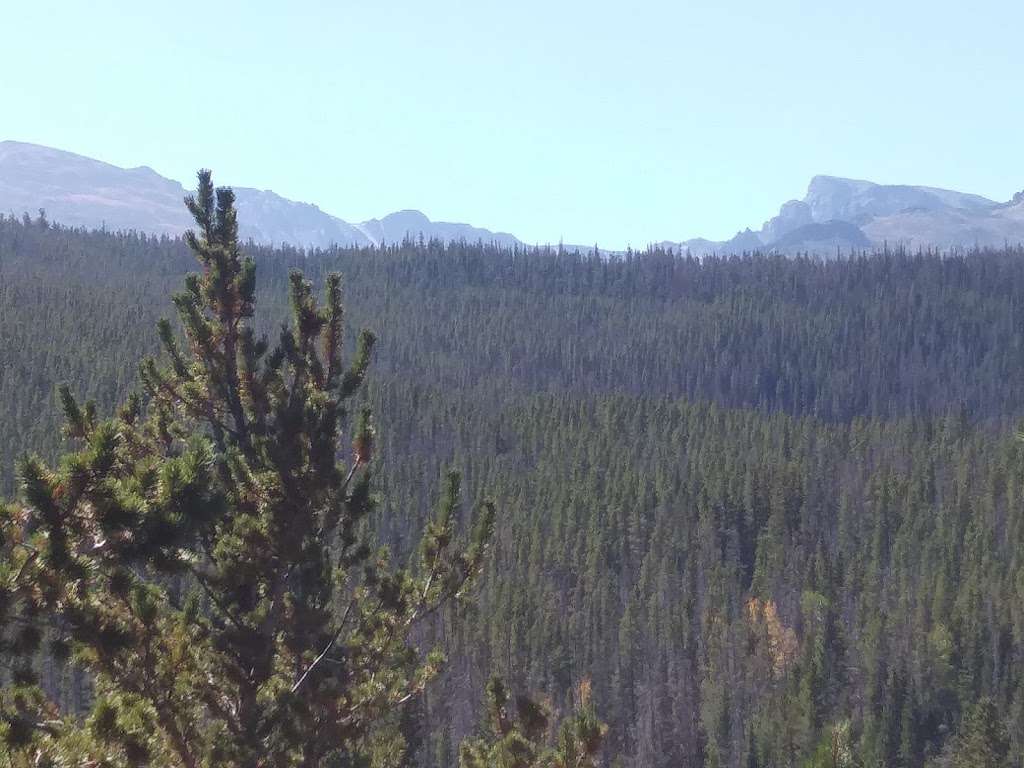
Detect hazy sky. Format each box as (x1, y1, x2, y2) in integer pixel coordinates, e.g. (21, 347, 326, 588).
(3, 0, 1021, 248)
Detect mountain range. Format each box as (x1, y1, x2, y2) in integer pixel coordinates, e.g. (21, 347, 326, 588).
(0, 141, 521, 249)
(2, 140, 1023, 254)
(672, 175, 1024, 256)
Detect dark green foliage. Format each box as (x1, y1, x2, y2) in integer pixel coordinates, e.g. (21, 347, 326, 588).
(0, 173, 494, 766)
(459, 677, 606, 768)
(7, 223, 1024, 502)
(3, 213, 1024, 766)
(950, 698, 1010, 768)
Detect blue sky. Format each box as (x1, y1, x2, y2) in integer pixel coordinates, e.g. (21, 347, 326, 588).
(3, 0, 1021, 248)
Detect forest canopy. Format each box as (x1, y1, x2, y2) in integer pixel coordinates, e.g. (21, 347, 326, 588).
(2, 209, 1024, 766)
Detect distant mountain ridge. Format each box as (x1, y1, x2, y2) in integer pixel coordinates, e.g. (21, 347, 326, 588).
(0, 141, 521, 249)
(353, 209, 519, 248)
(3, 140, 1023, 254)
(674, 174, 1024, 256)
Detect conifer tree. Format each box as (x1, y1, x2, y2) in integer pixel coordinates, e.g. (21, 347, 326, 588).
(0, 171, 494, 767)
(951, 697, 1010, 768)
(459, 677, 606, 768)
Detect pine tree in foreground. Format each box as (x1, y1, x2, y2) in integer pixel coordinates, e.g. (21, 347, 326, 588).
(459, 677, 606, 768)
(0, 170, 494, 767)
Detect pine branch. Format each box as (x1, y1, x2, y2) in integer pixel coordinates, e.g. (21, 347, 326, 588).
(289, 599, 356, 696)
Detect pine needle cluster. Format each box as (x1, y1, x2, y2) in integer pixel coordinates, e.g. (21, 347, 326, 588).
(0, 171, 494, 767)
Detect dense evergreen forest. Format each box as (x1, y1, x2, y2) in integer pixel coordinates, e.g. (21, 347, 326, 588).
(3, 213, 1024, 766)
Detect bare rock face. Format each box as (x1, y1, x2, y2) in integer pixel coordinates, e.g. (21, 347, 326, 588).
(0, 141, 191, 233)
(761, 200, 813, 244)
(750, 176, 1021, 253)
(771, 220, 872, 252)
(230, 188, 371, 248)
(784, 176, 1024, 250)
(4, 140, 1023, 256)
(672, 175, 1023, 257)
(0, 141, 520, 249)
(355, 209, 520, 248)
(804, 175, 997, 224)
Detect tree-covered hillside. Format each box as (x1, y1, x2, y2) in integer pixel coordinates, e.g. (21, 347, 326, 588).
(3, 214, 1024, 766)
